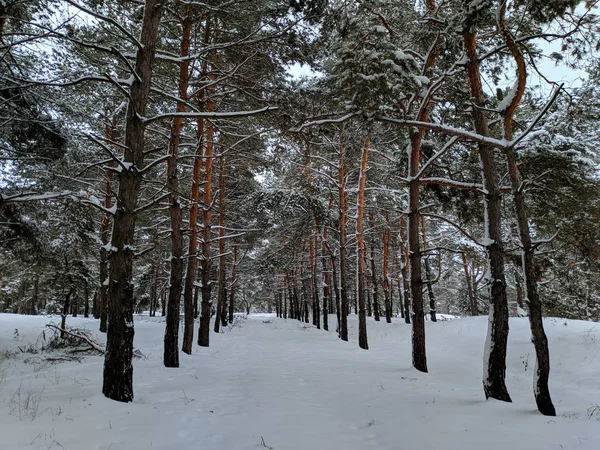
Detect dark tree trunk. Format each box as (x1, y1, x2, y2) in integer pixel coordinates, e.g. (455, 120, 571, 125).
(293, 274, 301, 321)
(228, 246, 237, 323)
(61, 287, 74, 339)
(462, 253, 478, 316)
(330, 254, 340, 334)
(182, 22, 213, 353)
(423, 257, 436, 322)
(338, 132, 349, 341)
(394, 249, 405, 319)
(83, 281, 89, 318)
(197, 121, 216, 348)
(310, 232, 320, 330)
(463, 14, 511, 402)
(93, 290, 98, 319)
(356, 137, 370, 350)
(163, 10, 192, 368)
(400, 217, 411, 324)
(72, 293, 78, 317)
(194, 281, 200, 319)
(421, 217, 436, 322)
(408, 129, 427, 373)
(31, 276, 39, 315)
(98, 118, 117, 332)
(150, 258, 160, 317)
(370, 241, 381, 322)
(366, 276, 372, 318)
(514, 269, 525, 311)
(322, 267, 329, 331)
(215, 149, 227, 333)
(382, 217, 392, 324)
(92, 290, 98, 319)
(102, 0, 164, 403)
(497, 0, 552, 412)
(506, 147, 555, 415)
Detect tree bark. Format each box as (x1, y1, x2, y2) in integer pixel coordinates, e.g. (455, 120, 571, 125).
(321, 226, 330, 331)
(164, 9, 192, 368)
(197, 93, 216, 348)
(310, 231, 321, 329)
(382, 212, 392, 323)
(98, 120, 116, 333)
(463, 7, 511, 402)
(356, 136, 370, 350)
(61, 286, 75, 339)
(215, 149, 227, 332)
(182, 21, 212, 354)
(83, 280, 89, 318)
(102, 0, 164, 403)
(369, 239, 381, 322)
(420, 216, 436, 322)
(338, 130, 349, 341)
(229, 245, 237, 323)
(409, 127, 427, 372)
(400, 216, 411, 324)
(462, 253, 478, 316)
(496, 0, 554, 414)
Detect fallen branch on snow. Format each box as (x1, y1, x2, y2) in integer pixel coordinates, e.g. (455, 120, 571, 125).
(45, 324, 105, 354)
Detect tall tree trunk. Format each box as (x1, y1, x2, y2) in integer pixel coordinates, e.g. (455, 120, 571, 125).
(215, 149, 227, 332)
(164, 10, 192, 368)
(514, 269, 525, 312)
(366, 271, 373, 318)
(420, 216, 437, 322)
(103, 0, 164, 402)
(72, 292, 78, 317)
(61, 287, 75, 339)
(382, 211, 392, 323)
(98, 120, 116, 333)
(310, 230, 321, 329)
(92, 291, 98, 319)
(393, 244, 405, 319)
(321, 226, 330, 331)
(408, 127, 427, 372)
(496, 0, 554, 414)
(506, 146, 555, 414)
(197, 92, 216, 348)
(161, 283, 166, 317)
(329, 253, 340, 334)
(463, 7, 511, 402)
(462, 253, 478, 316)
(369, 239, 381, 322)
(400, 216, 411, 324)
(356, 137, 370, 350)
(83, 280, 89, 318)
(338, 130, 349, 341)
(182, 22, 213, 354)
(228, 245, 238, 323)
(150, 256, 160, 317)
(32, 275, 39, 315)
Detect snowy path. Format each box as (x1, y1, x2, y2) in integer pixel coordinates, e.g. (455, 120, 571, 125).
(0, 313, 599, 449)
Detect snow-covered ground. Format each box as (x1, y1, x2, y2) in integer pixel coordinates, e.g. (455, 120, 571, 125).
(0, 312, 598, 450)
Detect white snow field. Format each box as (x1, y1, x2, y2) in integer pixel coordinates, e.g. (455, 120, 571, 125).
(0, 313, 599, 450)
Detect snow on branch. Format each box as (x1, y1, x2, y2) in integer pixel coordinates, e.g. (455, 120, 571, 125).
(377, 117, 508, 149)
(143, 106, 278, 124)
(290, 112, 361, 132)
